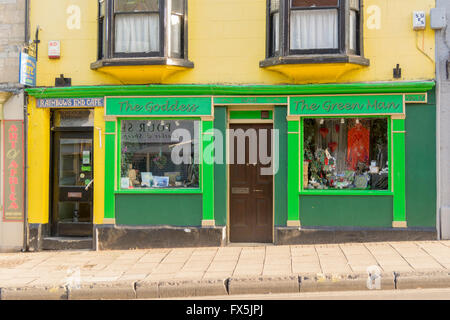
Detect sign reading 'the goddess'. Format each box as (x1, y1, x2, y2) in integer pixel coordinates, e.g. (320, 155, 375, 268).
(106, 97, 212, 117)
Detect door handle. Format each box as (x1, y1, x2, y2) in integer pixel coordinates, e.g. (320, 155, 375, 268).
(85, 179, 94, 191)
(253, 189, 264, 192)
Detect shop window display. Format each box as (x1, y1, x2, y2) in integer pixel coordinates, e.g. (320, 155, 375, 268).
(120, 119, 200, 189)
(303, 118, 389, 190)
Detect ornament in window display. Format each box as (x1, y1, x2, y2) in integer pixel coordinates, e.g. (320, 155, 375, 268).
(335, 124, 340, 133)
(319, 127, 329, 139)
(175, 175, 183, 187)
(127, 163, 140, 187)
(347, 122, 370, 170)
(153, 147, 167, 169)
(328, 141, 338, 153)
(355, 173, 370, 189)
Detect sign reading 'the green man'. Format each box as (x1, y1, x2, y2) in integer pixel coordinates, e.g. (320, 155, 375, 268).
(106, 97, 212, 116)
(290, 94, 404, 116)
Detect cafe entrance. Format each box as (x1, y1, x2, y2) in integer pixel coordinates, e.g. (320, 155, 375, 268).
(50, 110, 94, 238)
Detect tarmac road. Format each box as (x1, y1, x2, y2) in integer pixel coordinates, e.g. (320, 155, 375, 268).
(163, 288, 450, 300)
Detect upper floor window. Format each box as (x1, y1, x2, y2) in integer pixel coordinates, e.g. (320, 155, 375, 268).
(97, 0, 187, 60)
(266, 0, 361, 58)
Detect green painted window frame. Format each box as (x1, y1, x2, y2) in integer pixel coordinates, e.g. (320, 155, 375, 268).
(299, 115, 393, 196)
(116, 116, 203, 194)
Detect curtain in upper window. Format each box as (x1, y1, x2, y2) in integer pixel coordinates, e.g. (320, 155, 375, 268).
(115, 13, 160, 53)
(290, 9, 338, 50)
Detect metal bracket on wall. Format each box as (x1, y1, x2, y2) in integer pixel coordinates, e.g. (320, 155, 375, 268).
(393, 64, 402, 79)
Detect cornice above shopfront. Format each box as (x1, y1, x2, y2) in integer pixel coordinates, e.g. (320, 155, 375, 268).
(25, 81, 435, 99)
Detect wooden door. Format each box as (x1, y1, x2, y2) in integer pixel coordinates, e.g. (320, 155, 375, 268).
(229, 124, 273, 243)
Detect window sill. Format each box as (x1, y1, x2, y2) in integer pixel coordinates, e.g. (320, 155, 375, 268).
(115, 188, 202, 195)
(259, 54, 370, 83)
(300, 190, 393, 196)
(90, 57, 194, 84)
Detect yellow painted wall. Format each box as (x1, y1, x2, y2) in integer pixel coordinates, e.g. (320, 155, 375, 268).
(27, 98, 50, 224)
(29, 0, 435, 86)
(26, 101, 105, 225)
(93, 108, 105, 225)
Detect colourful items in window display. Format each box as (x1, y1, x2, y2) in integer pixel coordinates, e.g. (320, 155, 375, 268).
(346, 123, 370, 170)
(304, 118, 389, 190)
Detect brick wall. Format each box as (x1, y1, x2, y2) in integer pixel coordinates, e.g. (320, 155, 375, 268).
(0, 0, 25, 85)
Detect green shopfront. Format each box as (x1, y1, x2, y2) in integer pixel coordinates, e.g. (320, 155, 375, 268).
(26, 82, 438, 250)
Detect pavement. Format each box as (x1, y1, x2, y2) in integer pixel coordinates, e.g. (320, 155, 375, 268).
(0, 240, 449, 299)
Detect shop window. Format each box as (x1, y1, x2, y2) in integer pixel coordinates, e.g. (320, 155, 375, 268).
(120, 119, 200, 189)
(94, 0, 192, 68)
(262, 0, 366, 66)
(302, 118, 389, 190)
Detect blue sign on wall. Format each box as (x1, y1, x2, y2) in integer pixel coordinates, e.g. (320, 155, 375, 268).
(19, 52, 36, 87)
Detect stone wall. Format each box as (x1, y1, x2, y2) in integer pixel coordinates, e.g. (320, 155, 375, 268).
(436, 0, 450, 239)
(0, 0, 25, 85)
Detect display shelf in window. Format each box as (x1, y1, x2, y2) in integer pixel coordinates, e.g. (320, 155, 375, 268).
(117, 118, 202, 192)
(300, 116, 391, 193)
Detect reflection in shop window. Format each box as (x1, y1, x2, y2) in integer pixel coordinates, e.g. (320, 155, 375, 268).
(303, 118, 389, 190)
(120, 119, 200, 189)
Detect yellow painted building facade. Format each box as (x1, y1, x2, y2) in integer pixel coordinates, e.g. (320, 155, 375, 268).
(25, 0, 438, 250)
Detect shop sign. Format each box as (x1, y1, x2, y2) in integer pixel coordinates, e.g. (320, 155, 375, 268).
(289, 94, 404, 116)
(3, 121, 24, 221)
(106, 97, 212, 117)
(19, 52, 36, 86)
(37, 98, 104, 108)
(405, 93, 427, 103)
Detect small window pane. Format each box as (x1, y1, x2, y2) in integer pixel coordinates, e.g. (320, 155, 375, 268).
(59, 139, 93, 187)
(349, 9, 357, 51)
(290, 9, 338, 50)
(303, 118, 389, 190)
(115, 13, 160, 53)
(170, 14, 183, 57)
(171, 0, 184, 14)
(115, 0, 159, 12)
(120, 120, 200, 189)
(272, 12, 279, 54)
(270, 0, 280, 13)
(54, 110, 94, 127)
(291, 0, 339, 8)
(99, 0, 106, 17)
(350, 0, 359, 11)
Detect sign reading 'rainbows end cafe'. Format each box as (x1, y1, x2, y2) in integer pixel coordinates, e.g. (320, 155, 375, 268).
(289, 94, 404, 116)
(106, 97, 212, 117)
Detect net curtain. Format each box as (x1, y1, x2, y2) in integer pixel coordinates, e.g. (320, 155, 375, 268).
(115, 13, 160, 53)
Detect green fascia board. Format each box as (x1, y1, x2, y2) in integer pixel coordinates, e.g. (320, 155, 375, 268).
(26, 81, 435, 98)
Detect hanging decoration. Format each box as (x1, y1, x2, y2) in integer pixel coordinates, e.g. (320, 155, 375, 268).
(319, 127, 329, 139)
(328, 141, 338, 153)
(347, 122, 370, 170)
(335, 124, 340, 133)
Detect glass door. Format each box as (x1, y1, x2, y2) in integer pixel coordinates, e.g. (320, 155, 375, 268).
(52, 131, 94, 237)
